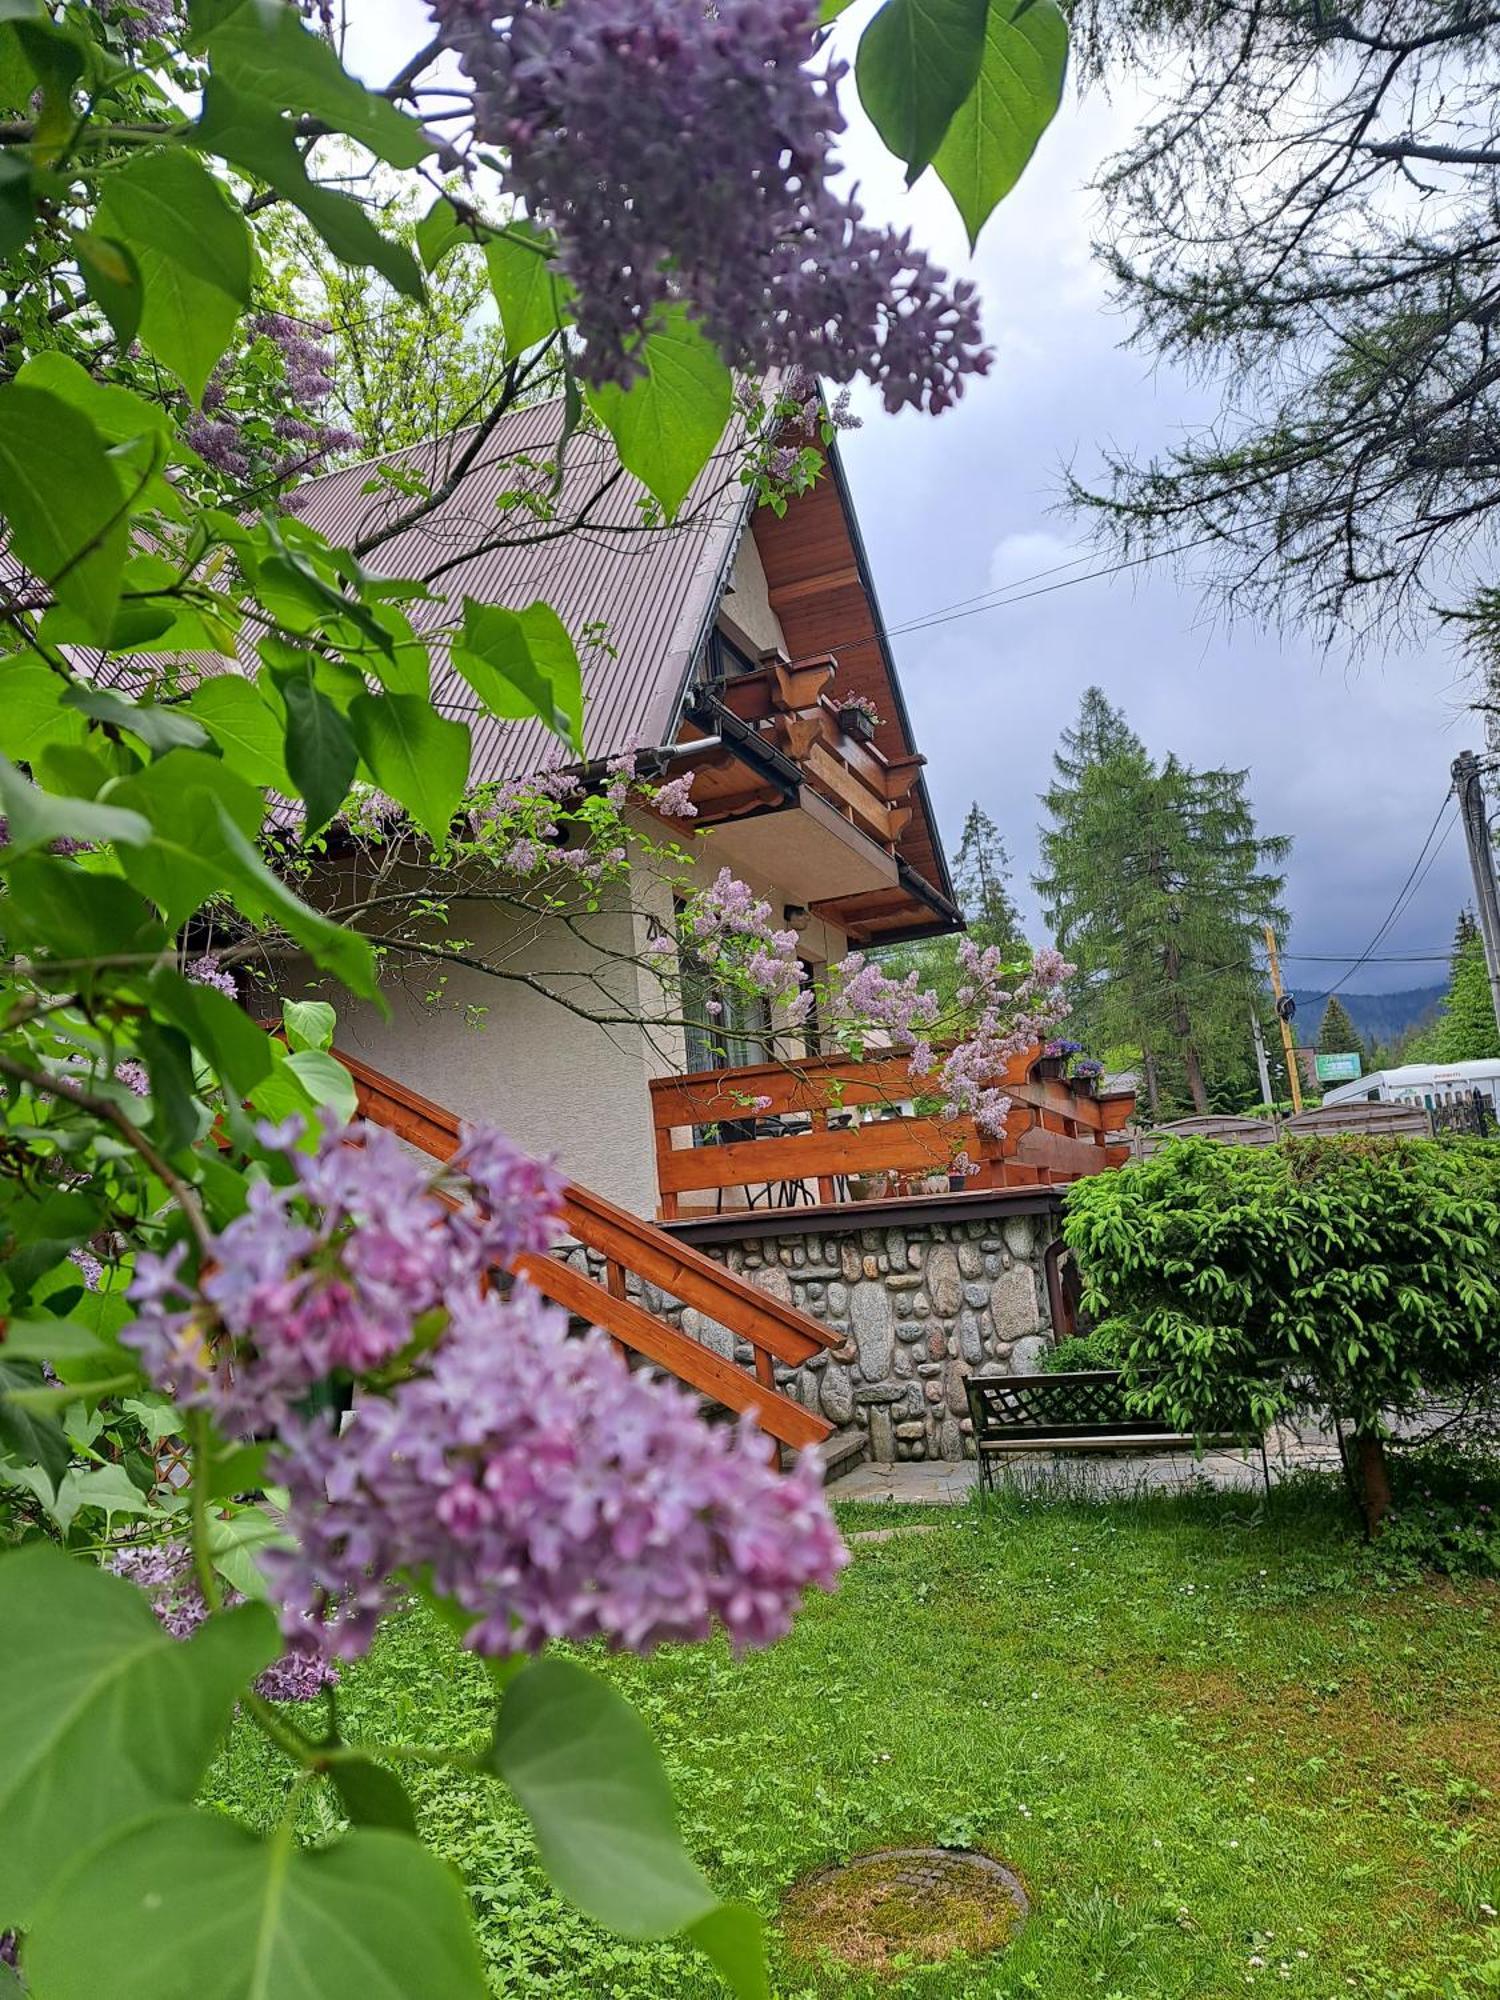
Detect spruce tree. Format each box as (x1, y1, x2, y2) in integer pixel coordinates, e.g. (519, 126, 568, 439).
(951, 803, 1026, 957)
(1316, 996, 1358, 1057)
(1425, 919, 1500, 1063)
(879, 801, 1027, 1006)
(1036, 689, 1290, 1117)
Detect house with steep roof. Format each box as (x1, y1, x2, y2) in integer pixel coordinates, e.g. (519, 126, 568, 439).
(275, 403, 982, 1218)
(120, 400, 1130, 1471)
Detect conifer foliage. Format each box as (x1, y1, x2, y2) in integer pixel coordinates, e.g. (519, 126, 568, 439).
(1316, 995, 1360, 1060)
(1415, 914, 1500, 1064)
(1036, 688, 1289, 1116)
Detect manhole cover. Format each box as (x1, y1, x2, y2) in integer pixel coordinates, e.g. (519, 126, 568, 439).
(782, 1847, 1028, 1975)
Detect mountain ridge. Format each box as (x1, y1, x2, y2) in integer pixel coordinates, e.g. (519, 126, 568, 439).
(1288, 984, 1444, 1048)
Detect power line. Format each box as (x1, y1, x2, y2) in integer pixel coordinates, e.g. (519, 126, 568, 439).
(1314, 796, 1458, 1004)
(890, 541, 1121, 628)
(1280, 950, 1455, 965)
(884, 534, 1223, 641)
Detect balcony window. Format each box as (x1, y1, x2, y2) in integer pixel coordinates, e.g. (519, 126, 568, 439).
(703, 626, 761, 683)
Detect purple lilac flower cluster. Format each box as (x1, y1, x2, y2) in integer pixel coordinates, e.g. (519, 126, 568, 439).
(107, 0, 179, 46)
(824, 943, 1072, 1141)
(830, 955, 941, 1047)
(188, 312, 356, 488)
(114, 1058, 150, 1097)
(651, 772, 698, 820)
(469, 765, 629, 884)
(936, 942, 1072, 1137)
(186, 953, 237, 998)
(124, 1115, 846, 1663)
(686, 868, 803, 1003)
(69, 1245, 104, 1289)
(267, 1285, 847, 1659)
(426, 0, 990, 413)
(0, 814, 89, 858)
(110, 1544, 337, 1701)
(124, 1118, 566, 1435)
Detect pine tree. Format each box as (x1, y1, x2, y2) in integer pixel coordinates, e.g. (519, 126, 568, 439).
(1316, 995, 1359, 1056)
(1036, 689, 1290, 1117)
(951, 802, 1026, 957)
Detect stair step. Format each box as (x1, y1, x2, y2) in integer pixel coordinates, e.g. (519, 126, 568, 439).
(780, 1423, 868, 1484)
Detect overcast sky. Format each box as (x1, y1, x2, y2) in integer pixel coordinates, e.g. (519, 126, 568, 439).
(346, 3, 1477, 996)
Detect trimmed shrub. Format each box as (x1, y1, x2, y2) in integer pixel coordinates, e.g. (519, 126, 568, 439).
(1062, 1136, 1500, 1532)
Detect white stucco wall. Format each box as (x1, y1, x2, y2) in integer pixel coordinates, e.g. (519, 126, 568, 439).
(293, 813, 848, 1217)
(718, 533, 786, 658)
(295, 850, 665, 1215)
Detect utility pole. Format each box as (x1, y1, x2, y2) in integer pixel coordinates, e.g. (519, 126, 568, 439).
(1249, 1008, 1273, 1107)
(1263, 923, 1304, 1113)
(1452, 750, 1500, 1034)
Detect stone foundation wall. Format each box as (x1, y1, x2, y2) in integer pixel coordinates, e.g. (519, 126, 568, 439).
(566, 1205, 1060, 1462)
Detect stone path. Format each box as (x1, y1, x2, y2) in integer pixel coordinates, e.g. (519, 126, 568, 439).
(834, 1417, 1347, 1505)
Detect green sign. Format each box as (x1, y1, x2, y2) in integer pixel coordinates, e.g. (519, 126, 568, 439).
(1315, 1052, 1363, 1082)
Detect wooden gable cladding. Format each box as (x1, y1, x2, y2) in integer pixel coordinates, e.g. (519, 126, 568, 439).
(750, 446, 953, 912)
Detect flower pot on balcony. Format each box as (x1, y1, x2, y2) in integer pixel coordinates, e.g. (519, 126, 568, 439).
(1072, 1075, 1098, 1099)
(837, 704, 877, 744)
(948, 1172, 969, 1193)
(1034, 1056, 1066, 1081)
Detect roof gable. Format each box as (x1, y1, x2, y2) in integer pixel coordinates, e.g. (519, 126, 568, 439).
(746, 439, 954, 909)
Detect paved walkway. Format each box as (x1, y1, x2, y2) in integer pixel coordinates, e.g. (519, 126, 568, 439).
(834, 1418, 1346, 1505)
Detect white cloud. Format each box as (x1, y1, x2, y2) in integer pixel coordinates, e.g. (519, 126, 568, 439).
(987, 531, 1081, 593)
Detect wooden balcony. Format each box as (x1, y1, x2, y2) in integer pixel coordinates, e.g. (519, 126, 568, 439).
(670, 653, 957, 943)
(649, 1046, 1135, 1220)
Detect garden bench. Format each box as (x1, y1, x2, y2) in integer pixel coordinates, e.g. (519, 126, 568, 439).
(964, 1370, 1270, 1495)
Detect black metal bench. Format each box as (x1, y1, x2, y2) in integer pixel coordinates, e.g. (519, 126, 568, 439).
(964, 1369, 1269, 1495)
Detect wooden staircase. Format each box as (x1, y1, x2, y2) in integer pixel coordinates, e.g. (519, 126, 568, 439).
(335, 1049, 838, 1456)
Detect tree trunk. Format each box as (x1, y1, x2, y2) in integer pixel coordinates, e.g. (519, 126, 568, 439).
(1180, 1038, 1209, 1113)
(1353, 1431, 1393, 1537)
(1142, 1048, 1160, 1121)
(1163, 942, 1210, 1112)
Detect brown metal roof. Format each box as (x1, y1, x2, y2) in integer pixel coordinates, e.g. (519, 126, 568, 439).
(286, 402, 750, 779)
(82, 397, 751, 780)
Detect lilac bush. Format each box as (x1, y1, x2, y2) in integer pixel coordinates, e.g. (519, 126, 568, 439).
(0, 0, 1066, 1983)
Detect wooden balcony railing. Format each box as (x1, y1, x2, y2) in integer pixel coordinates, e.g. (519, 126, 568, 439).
(333, 1047, 839, 1455)
(649, 1047, 1134, 1219)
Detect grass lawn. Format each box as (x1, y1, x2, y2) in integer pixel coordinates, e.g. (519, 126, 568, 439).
(206, 1479, 1500, 1998)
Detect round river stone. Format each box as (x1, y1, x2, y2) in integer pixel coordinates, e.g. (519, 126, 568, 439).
(781, 1847, 1028, 1976)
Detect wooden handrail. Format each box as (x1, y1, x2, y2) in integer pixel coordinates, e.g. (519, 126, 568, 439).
(559, 1180, 836, 1366)
(332, 1046, 836, 1452)
(512, 1251, 830, 1448)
